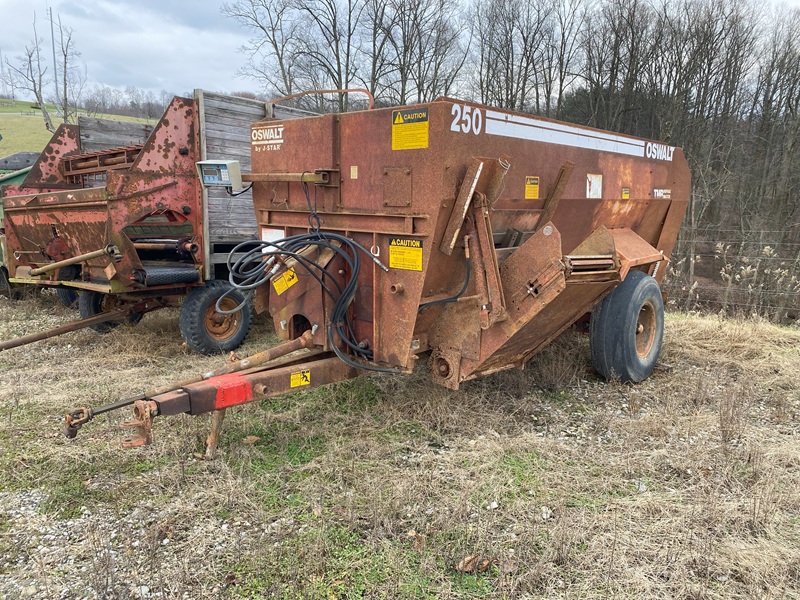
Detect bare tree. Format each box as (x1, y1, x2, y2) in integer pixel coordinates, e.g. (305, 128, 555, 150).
(539, 0, 584, 118)
(53, 15, 86, 124)
(355, 0, 397, 102)
(384, 0, 467, 105)
(293, 0, 366, 111)
(223, 0, 301, 97)
(3, 14, 55, 131)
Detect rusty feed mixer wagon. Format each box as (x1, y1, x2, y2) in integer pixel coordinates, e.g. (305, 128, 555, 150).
(0, 91, 309, 354)
(63, 97, 689, 451)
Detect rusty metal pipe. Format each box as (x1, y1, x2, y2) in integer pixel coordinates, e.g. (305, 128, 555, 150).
(63, 331, 316, 439)
(0, 299, 162, 352)
(133, 242, 175, 251)
(74, 159, 100, 169)
(242, 172, 329, 184)
(29, 245, 120, 276)
(270, 88, 375, 110)
(132, 241, 199, 253)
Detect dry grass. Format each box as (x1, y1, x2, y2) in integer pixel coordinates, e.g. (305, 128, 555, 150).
(0, 293, 799, 598)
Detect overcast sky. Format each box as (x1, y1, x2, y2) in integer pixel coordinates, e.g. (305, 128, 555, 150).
(0, 0, 251, 98)
(2, 0, 800, 102)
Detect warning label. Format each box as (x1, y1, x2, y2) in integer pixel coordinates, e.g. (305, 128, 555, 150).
(622, 187, 630, 200)
(388, 238, 423, 271)
(392, 107, 429, 150)
(272, 268, 298, 295)
(525, 176, 540, 200)
(290, 369, 311, 388)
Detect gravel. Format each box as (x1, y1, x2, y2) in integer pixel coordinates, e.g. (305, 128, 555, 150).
(0, 486, 263, 599)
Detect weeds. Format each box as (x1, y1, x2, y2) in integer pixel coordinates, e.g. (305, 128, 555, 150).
(0, 296, 799, 598)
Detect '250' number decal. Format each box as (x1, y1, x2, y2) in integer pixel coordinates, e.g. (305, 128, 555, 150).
(450, 104, 483, 135)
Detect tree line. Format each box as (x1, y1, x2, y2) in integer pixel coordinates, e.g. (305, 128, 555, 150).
(3, 0, 798, 321)
(227, 0, 800, 321)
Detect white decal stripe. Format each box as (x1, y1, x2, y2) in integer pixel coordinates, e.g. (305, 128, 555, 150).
(485, 110, 649, 157)
(486, 110, 644, 148)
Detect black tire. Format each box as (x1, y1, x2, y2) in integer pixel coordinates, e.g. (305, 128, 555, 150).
(56, 287, 79, 309)
(0, 268, 23, 300)
(590, 269, 664, 383)
(56, 265, 80, 308)
(179, 280, 252, 354)
(78, 291, 143, 333)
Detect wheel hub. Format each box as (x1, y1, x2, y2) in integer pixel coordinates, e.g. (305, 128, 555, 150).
(635, 302, 657, 358)
(204, 298, 241, 341)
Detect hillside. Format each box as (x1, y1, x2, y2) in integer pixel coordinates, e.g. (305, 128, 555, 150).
(0, 100, 154, 156)
(0, 293, 797, 598)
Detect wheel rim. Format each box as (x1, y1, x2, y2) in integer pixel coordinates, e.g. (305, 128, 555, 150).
(635, 301, 657, 358)
(204, 297, 241, 342)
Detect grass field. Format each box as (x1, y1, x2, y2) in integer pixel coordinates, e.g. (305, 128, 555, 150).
(0, 100, 154, 156)
(0, 292, 798, 598)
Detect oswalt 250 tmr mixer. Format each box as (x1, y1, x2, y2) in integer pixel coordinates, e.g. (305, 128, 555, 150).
(64, 97, 689, 452)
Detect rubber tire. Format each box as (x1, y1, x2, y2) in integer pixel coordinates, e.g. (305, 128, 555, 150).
(590, 269, 664, 383)
(0, 268, 23, 300)
(78, 291, 143, 333)
(179, 280, 252, 355)
(56, 287, 79, 309)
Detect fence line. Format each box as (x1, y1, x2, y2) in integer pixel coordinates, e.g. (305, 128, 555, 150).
(664, 237, 800, 323)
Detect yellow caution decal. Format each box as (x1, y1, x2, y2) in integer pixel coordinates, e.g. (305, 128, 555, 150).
(388, 238, 423, 271)
(525, 176, 540, 200)
(622, 187, 630, 200)
(290, 369, 311, 388)
(273, 268, 298, 295)
(392, 107, 429, 150)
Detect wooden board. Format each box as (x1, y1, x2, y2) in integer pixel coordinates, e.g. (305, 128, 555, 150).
(198, 91, 269, 245)
(198, 92, 314, 250)
(78, 118, 153, 153)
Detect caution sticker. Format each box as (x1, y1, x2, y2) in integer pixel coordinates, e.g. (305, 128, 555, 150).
(272, 268, 298, 295)
(388, 238, 423, 271)
(525, 176, 540, 200)
(392, 107, 429, 150)
(622, 187, 630, 200)
(290, 369, 311, 388)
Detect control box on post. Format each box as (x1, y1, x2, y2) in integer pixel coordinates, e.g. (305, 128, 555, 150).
(196, 160, 242, 191)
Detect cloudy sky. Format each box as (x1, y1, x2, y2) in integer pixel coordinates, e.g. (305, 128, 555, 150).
(0, 0, 251, 98)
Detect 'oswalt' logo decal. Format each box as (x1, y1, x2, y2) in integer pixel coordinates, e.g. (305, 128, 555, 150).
(645, 142, 674, 161)
(251, 125, 284, 152)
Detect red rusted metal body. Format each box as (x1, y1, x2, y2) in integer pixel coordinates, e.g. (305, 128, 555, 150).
(250, 98, 689, 386)
(65, 97, 690, 448)
(3, 97, 203, 296)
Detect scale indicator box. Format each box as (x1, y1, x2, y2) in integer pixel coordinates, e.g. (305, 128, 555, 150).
(196, 160, 243, 190)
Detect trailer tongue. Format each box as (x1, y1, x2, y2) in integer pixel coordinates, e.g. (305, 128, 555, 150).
(63, 97, 690, 454)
